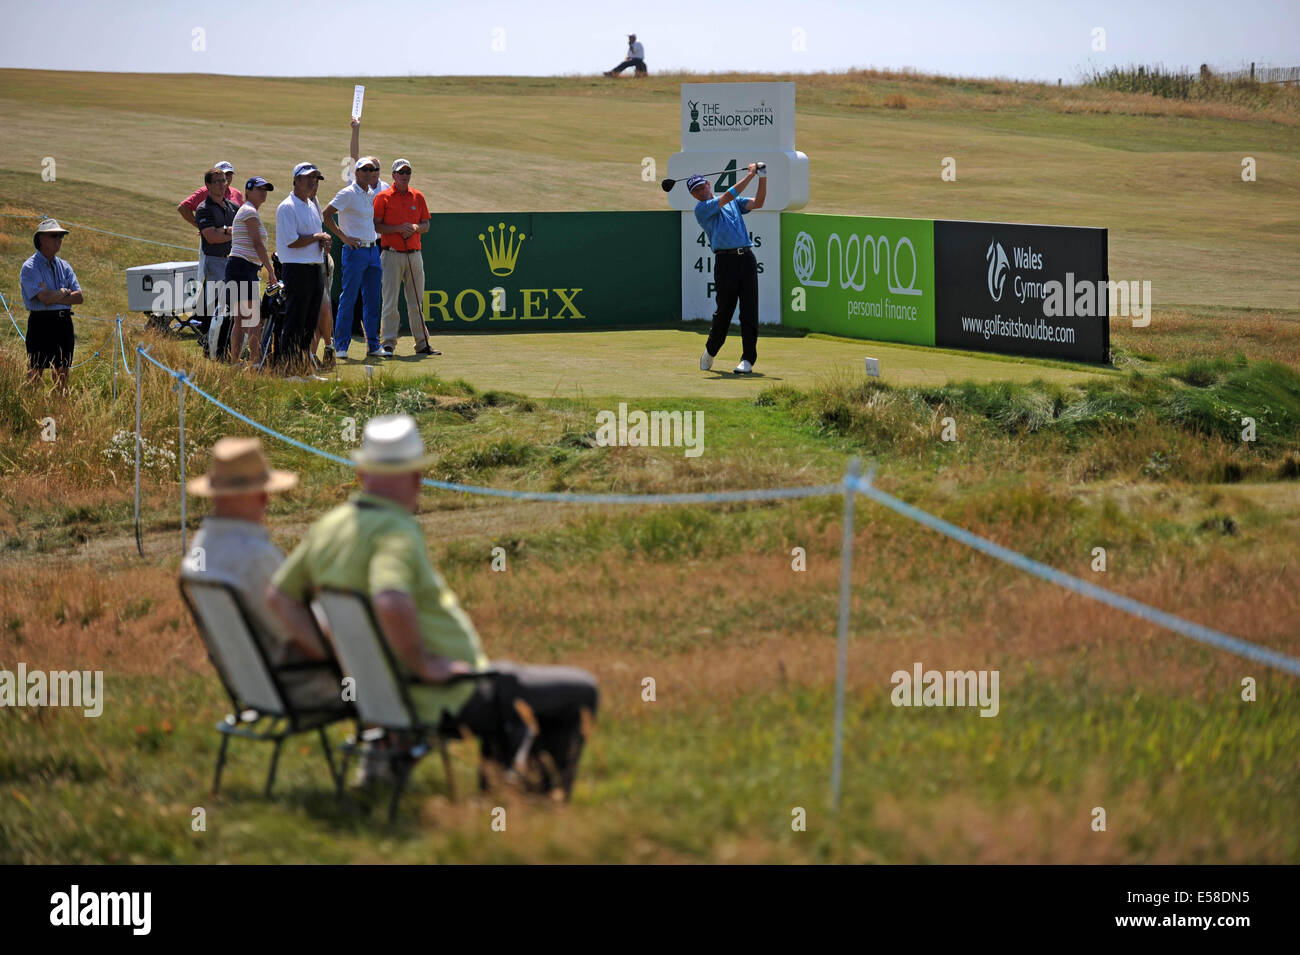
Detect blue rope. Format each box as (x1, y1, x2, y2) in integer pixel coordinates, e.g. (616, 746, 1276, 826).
(1, 289, 24, 342)
(0, 212, 195, 252)
(116, 317, 135, 377)
(130, 345, 1300, 677)
(847, 475, 1300, 678)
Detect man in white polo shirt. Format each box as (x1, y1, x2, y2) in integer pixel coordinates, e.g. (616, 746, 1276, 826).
(274, 162, 329, 372)
(322, 119, 389, 360)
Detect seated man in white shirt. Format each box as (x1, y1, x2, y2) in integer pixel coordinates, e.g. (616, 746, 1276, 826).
(181, 436, 338, 710)
(604, 34, 647, 76)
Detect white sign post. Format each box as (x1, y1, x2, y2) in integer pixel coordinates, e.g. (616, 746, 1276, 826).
(351, 85, 365, 120)
(680, 212, 782, 325)
(669, 82, 808, 327)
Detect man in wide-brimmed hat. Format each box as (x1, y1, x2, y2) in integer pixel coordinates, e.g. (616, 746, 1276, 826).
(19, 218, 83, 392)
(181, 437, 338, 708)
(267, 415, 598, 795)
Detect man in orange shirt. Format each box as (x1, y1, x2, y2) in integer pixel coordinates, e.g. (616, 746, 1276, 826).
(373, 158, 438, 356)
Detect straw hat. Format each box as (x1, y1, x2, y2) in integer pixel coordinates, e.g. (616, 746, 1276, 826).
(188, 437, 298, 497)
(32, 217, 69, 249)
(350, 415, 435, 474)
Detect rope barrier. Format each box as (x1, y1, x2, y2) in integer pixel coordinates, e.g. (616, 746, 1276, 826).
(847, 475, 1300, 678)
(115, 316, 135, 378)
(2, 290, 25, 342)
(0, 212, 196, 252)
(129, 341, 1300, 679)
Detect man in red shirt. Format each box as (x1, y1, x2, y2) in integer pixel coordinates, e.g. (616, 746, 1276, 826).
(179, 162, 245, 286)
(177, 161, 245, 226)
(373, 158, 437, 356)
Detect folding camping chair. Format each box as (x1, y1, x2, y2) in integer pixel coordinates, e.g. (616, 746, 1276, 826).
(179, 578, 354, 797)
(311, 587, 513, 824)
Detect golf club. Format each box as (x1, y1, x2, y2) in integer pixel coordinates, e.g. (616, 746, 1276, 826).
(660, 162, 765, 192)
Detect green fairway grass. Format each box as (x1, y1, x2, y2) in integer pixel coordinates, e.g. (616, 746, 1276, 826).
(2, 67, 1298, 864)
(2, 67, 1298, 314)
(336, 327, 1108, 397)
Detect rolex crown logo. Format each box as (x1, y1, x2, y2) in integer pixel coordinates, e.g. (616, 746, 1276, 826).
(479, 222, 526, 276)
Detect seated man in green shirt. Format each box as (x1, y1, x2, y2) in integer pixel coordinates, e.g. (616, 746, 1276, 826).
(266, 414, 597, 796)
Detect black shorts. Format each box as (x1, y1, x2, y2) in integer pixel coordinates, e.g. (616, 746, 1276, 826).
(224, 256, 261, 303)
(26, 310, 75, 370)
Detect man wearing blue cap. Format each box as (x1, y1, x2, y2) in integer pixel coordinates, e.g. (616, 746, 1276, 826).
(274, 161, 330, 370)
(689, 163, 766, 374)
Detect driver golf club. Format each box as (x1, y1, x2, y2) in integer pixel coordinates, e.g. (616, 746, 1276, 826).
(660, 162, 765, 192)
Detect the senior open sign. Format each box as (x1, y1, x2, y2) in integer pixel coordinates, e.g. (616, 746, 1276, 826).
(413, 212, 681, 331)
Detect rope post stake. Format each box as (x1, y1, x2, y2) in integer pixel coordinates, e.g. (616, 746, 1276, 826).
(831, 457, 862, 813)
(111, 317, 120, 401)
(133, 344, 144, 557)
(177, 370, 187, 558)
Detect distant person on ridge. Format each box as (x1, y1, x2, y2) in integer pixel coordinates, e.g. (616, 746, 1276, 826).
(604, 33, 647, 77)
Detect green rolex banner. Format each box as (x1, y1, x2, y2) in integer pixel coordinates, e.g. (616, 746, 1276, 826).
(421, 212, 680, 331)
(332, 212, 681, 334)
(781, 213, 936, 345)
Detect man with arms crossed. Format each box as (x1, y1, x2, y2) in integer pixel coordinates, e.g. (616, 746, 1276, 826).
(19, 218, 82, 393)
(689, 162, 766, 375)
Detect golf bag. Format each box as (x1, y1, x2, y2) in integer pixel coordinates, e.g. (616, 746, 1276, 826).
(257, 284, 288, 369)
(206, 304, 232, 361)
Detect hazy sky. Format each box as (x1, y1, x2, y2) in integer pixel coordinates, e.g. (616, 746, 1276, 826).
(0, 0, 1295, 81)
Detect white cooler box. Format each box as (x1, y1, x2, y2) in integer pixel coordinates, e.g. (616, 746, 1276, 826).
(126, 261, 200, 316)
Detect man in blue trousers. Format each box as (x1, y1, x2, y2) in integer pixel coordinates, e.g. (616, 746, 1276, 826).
(322, 119, 389, 360)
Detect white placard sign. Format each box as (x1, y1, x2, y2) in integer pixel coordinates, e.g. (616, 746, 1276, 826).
(665, 150, 809, 213)
(351, 85, 365, 120)
(680, 211, 782, 326)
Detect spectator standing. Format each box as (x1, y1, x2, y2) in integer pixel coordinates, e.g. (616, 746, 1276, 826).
(18, 218, 82, 393)
(274, 162, 329, 372)
(225, 176, 279, 367)
(322, 119, 389, 360)
(195, 167, 240, 320)
(179, 161, 244, 281)
(373, 158, 438, 356)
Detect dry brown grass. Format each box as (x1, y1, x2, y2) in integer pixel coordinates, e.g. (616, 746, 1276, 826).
(1113, 307, 1300, 367)
(5, 506, 1294, 701)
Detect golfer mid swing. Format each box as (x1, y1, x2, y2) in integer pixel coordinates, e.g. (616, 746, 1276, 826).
(689, 162, 766, 375)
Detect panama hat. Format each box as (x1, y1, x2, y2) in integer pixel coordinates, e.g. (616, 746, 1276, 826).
(188, 436, 298, 497)
(351, 415, 436, 474)
(32, 217, 69, 249)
